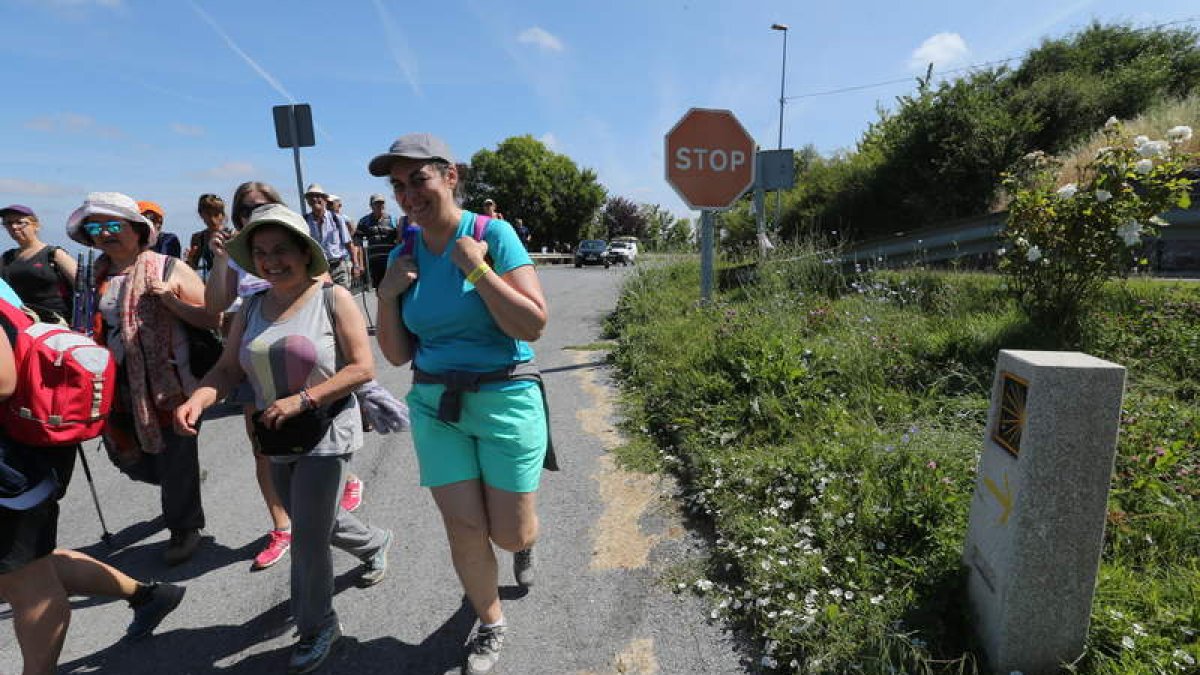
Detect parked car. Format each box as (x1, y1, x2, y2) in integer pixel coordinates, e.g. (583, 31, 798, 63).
(606, 240, 637, 265)
(574, 239, 610, 268)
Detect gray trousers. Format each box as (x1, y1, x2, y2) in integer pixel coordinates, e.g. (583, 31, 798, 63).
(270, 455, 387, 636)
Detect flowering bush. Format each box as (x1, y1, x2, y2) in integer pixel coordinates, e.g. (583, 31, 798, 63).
(1000, 119, 1195, 340)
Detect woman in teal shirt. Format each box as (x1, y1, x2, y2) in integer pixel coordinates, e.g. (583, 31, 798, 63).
(371, 133, 549, 675)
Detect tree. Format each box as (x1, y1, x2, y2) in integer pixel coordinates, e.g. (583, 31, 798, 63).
(463, 135, 606, 249)
(601, 196, 648, 240)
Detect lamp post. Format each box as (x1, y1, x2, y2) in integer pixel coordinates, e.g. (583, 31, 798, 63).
(771, 23, 788, 231)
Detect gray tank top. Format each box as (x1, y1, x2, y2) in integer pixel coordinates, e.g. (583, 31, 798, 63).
(239, 284, 361, 459)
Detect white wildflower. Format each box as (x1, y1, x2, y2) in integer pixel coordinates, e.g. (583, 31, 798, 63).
(1117, 220, 1143, 247)
(1137, 140, 1169, 158)
(1094, 189, 1112, 203)
(1149, 215, 1169, 228)
(761, 656, 778, 668)
(1025, 246, 1042, 263)
(1134, 159, 1154, 175)
(1132, 622, 1147, 637)
(1056, 183, 1078, 199)
(1105, 116, 1119, 129)
(996, 247, 1006, 257)
(870, 594, 884, 605)
(1134, 135, 1150, 147)
(1173, 649, 1196, 666)
(694, 579, 715, 592)
(1167, 125, 1193, 143)
(1121, 635, 1135, 650)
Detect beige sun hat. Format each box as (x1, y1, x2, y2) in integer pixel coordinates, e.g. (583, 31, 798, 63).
(66, 191, 156, 247)
(304, 183, 328, 198)
(226, 204, 329, 278)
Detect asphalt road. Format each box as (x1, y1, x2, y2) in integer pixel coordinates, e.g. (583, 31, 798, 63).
(0, 264, 747, 674)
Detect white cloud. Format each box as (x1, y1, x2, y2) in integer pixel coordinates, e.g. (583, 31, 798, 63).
(170, 122, 205, 137)
(539, 132, 559, 150)
(191, 161, 256, 180)
(23, 113, 124, 139)
(0, 177, 78, 197)
(518, 26, 564, 52)
(908, 32, 970, 73)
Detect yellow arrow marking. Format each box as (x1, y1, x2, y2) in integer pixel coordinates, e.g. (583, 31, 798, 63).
(983, 473, 1014, 525)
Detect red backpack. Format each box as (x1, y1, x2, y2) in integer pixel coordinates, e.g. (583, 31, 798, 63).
(0, 300, 115, 447)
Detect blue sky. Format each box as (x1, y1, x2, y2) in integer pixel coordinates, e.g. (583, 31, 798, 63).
(1, 0, 1197, 253)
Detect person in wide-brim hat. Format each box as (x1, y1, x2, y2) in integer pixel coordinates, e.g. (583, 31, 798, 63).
(226, 203, 329, 278)
(66, 191, 157, 248)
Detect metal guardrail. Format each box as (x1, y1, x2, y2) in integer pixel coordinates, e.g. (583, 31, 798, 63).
(531, 253, 574, 265)
(842, 207, 1200, 271)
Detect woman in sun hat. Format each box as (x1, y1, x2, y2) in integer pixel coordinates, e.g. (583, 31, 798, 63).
(0, 204, 78, 325)
(174, 203, 392, 674)
(68, 191, 216, 567)
(370, 132, 554, 675)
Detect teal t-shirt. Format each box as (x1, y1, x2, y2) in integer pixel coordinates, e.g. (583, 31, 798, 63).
(388, 211, 535, 377)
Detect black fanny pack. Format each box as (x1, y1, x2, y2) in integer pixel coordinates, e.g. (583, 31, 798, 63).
(252, 396, 351, 456)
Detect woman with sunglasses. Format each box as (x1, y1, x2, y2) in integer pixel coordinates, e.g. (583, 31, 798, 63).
(67, 192, 216, 567)
(0, 204, 78, 325)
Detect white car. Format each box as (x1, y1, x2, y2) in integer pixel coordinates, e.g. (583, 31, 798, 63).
(607, 240, 638, 265)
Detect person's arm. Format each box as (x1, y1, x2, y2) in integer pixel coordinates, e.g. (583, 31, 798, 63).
(154, 259, 220, 329)
(174, 306, 248, 435)
(259, 285, 374, 428)
(451, 238, 547, 342)
(375, 254, 416, 366)
(203, 231, 239, 315)
(52, 247, 78, 288)
(0, 329, 15, 400)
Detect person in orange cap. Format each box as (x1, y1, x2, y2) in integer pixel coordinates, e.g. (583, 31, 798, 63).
(140, 201, 182, 259)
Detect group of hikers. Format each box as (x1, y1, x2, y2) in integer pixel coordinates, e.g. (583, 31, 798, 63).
(0, 132, 552, 675)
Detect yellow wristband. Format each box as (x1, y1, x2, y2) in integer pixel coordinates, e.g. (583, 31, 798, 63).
(466, 262, 492, 284)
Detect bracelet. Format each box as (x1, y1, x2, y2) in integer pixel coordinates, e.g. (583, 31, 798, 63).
(466, 262, 492, 285)
(299, 389, 315, 411)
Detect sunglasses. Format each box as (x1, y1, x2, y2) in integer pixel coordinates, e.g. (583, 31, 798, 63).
(83, 220, 125, 236)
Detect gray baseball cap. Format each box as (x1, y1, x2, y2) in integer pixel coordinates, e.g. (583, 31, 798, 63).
(368, 133, 455, 177)
(369, 193, 387, 204)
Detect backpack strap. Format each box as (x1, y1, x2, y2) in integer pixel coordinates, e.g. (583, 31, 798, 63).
(473, 214, 490, 242)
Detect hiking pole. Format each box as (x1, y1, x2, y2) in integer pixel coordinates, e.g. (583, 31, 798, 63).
(76, 442, 114, 547)
(359, 247, 376, 335)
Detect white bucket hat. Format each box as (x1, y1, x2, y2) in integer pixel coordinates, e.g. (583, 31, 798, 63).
(66, 192, 156, 247)
(226, 204, 329, 278)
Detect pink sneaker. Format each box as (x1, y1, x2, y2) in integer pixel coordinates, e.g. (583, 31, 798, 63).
(252, 529, 291, 570)
(340, 476, 364, 513)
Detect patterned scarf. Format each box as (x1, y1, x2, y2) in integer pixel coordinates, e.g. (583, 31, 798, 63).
(94, 250, 184, 455)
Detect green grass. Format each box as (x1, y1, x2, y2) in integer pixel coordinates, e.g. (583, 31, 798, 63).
(606, 249, 1200, 673)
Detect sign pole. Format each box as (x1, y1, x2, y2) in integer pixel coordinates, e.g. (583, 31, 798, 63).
(700, 210, 714, 303)
(288, 107, 307, 217)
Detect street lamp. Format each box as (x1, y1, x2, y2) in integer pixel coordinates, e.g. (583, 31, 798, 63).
(771, 23, 788, 230)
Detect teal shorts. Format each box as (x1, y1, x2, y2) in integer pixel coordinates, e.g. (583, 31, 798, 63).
(407, 383, 548, 493)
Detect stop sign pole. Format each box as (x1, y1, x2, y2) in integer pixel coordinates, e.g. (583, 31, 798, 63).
(665, 108, 757, 302)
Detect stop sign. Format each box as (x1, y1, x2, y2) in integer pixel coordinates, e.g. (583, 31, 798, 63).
(665, 108, 757, 210)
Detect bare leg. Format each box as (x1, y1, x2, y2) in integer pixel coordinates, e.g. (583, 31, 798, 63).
(245, 405, 290, 530)
(431, 480, 501, 624)
(483, 486, 538, 553)
(0, 556, 70, 675)
(49, 548, 139, 598)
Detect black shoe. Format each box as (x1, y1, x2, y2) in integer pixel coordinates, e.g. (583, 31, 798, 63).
(126, 582, 186, 640)
(164, 528, 202, 566)
(288, 621, 342, 673)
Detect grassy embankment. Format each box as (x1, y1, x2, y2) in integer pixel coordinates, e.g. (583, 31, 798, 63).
(605, 254, 1199, 674)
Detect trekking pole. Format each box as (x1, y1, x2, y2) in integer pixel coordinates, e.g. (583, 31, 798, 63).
(76, 442, 114, 546)
(359, 248, 376, 335)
